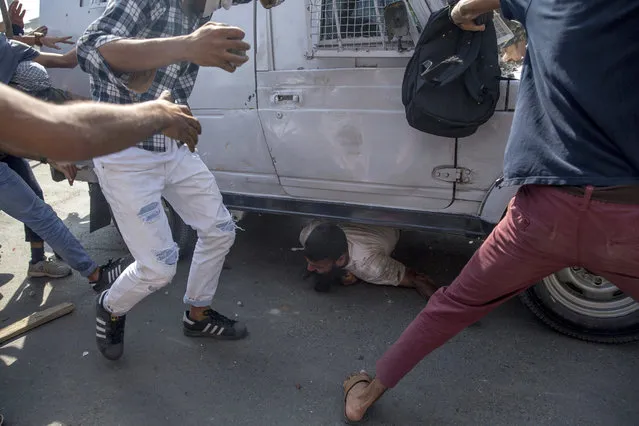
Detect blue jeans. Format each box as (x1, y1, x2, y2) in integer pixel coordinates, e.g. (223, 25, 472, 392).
(1, 155, 45, 242)
(0, 161, 98, 277)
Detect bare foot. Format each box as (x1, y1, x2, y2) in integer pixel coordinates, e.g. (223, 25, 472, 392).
(414, 275, 438, 299)
(345, 380, 370, 422)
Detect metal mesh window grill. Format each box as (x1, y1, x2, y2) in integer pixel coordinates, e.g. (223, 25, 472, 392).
(308, 0, 418, 54)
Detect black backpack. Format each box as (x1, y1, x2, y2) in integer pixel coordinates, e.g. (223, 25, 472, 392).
(402, 5, 500, 138)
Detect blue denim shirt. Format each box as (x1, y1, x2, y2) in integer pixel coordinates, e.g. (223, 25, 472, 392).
(500, 0, 639, 187)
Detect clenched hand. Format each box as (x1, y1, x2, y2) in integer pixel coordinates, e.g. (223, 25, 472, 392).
(185, 22, 251, 72)
(50, 162, 78, 186)
(450, 0, 489, 32)
(157, 91, 202, 152)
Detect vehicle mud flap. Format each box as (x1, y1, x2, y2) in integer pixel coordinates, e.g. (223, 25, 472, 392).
(89, 182, 112, 232)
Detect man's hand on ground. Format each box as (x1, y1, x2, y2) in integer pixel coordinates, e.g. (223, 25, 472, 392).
(50, 162, 78, 186)
(185, 22, 251, 72)
(341, 271, 361, 286)
(157, 91, 202, 152)
(40, 35, 74, 50)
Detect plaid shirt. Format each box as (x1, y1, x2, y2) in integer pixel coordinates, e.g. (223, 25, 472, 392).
(77, 0, 210, 152)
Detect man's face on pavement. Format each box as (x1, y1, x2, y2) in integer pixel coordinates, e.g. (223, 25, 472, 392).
(305, 256, 346, 275)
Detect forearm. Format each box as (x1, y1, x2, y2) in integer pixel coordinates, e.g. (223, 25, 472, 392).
(457, 0, 501, 19)
(12, 35, 36, 46)
(49, 102, 170, 160)
(34, 50, 78, 69)
(98, 36, 190, 73)
(0, 85, 170, 161)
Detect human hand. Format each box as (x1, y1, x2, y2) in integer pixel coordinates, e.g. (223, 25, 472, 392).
(9, 1, 26, 29)
(157, 91, 202, 152)
(50, 162, 78, 186)
(40, 35, 74, 50)
(341, 271, 360, 286)
(29, 25, 48, 36)
(450, 0, 487, 32)
(185, 22, 251, 72)
(259, 0, 286, 9)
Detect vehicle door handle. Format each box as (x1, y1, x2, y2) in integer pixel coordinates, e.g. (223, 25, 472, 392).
(272, 93, 301, 104)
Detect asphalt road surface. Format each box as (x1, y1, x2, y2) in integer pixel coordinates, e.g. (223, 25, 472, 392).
(1, 164, 637, 426)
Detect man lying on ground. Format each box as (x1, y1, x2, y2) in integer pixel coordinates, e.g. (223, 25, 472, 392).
(300, 221, 438, 298)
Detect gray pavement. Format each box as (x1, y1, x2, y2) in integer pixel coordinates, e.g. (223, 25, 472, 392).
(0, 164, 638, 426)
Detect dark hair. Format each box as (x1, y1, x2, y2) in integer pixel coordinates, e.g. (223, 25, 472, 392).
(303, 223, 348, 262)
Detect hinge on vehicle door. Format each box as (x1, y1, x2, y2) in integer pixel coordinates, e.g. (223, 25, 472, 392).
(432, 166, 473, 184)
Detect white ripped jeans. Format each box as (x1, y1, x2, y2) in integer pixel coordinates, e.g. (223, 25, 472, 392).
(93, 143, 235, 316)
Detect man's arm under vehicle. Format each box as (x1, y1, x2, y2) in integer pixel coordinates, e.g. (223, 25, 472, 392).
(450, 0, 501, 31)
(0, 85, 201, 161)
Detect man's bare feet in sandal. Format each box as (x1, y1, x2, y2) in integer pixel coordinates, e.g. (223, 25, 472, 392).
(343, 373, 387, 423)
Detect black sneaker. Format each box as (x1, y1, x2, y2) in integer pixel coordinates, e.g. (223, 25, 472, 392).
(91, 256, 134, 293)
(95, 291, 126, 361)
(183, 309, 248, 340)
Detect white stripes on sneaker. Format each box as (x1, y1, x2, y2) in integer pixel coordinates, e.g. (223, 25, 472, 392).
(107, 264, 123, 284)
(184, 313, 225, 335)
(210, 325, 224, 336)
(97, 292, 108, 339)
(96, 319, 107, 339)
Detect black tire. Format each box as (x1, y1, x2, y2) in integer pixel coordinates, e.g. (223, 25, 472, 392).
(519, 268, 639, 344)
(111, 198, 197, 260)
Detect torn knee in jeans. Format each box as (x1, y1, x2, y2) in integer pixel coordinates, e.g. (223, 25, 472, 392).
(138, 201, 162, 224)
(153, 244, 179, 266)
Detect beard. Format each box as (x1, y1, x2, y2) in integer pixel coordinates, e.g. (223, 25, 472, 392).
(313, 264, 347, 293)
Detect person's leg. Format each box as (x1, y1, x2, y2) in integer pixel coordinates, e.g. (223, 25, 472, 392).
(92, 157, 176, 360)
(1, 156, 52, 264)
(578, 196, 639, 313)
(162, 146, 246, 339)
(93, 160, 175, 315)
(344, 185, 580, 422)
(0, 162, 98, 278)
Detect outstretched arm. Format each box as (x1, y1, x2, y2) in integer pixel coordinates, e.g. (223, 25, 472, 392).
(0, 85, 201, 161)
(33, 48, 78, 69)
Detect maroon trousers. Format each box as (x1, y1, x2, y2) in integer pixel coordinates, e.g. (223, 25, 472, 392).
(376, 185, 639, 388)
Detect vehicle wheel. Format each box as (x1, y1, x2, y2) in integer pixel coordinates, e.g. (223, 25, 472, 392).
(111, 199, 197, 260)
(519, 267, 639, 344)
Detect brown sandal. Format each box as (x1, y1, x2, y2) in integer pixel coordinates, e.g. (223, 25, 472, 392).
(343, 372, 371, 424)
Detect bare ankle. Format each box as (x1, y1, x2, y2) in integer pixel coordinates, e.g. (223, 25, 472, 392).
(188, 306, 207, 321)
(88, 268, 100, 282)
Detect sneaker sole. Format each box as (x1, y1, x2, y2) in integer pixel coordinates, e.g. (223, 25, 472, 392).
(183, 328, 248, 340)
(28, 271, 71, 278)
